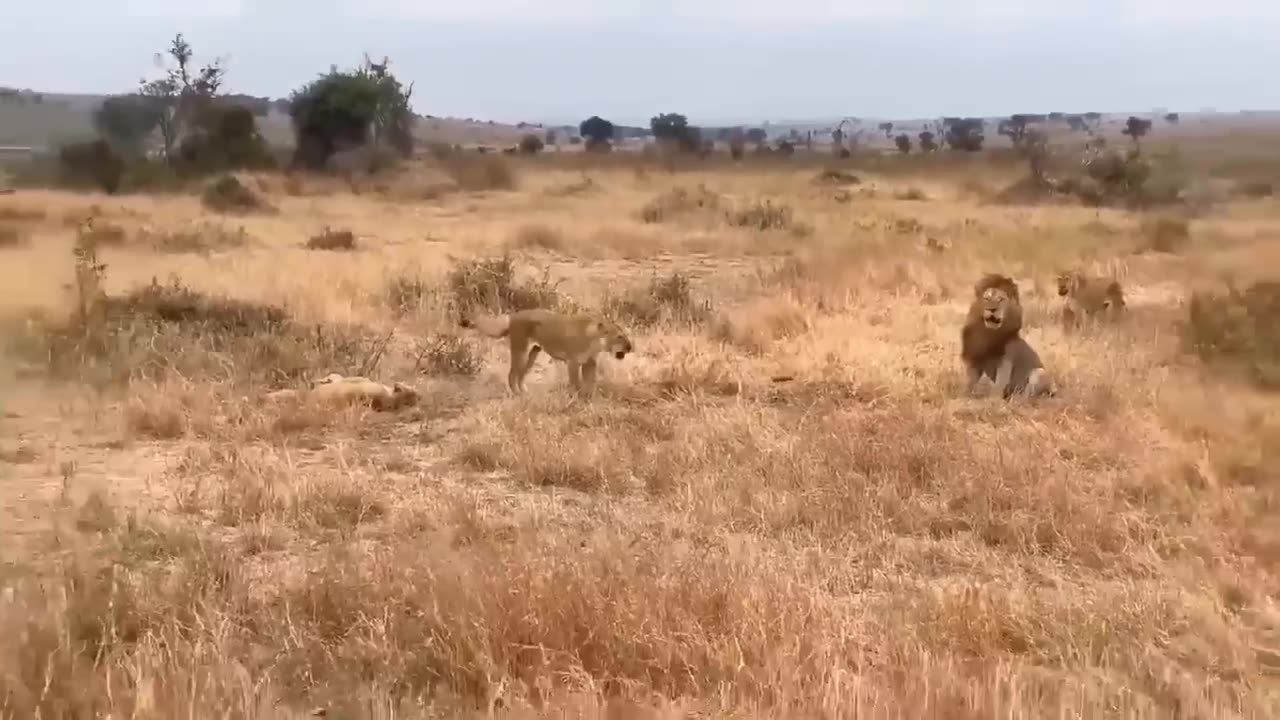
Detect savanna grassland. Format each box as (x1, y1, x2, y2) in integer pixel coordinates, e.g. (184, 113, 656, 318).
(1, 139, 1280, 719)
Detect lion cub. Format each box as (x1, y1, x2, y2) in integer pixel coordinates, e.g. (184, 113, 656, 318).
(461, 308, 634, 396)
(1056, 270, 1126, 331)
(960, 273, 1054, 399)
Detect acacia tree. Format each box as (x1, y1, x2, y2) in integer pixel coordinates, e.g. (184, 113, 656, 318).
(579, 115, 615, 151)
(997, 114, 1029, 145)
(360, 55, 415, 157)
(1122, 116, 1153, 149)
(650, 112, 699, 153)
(942, 117, 985, 151)
(138, 33, 226, 163)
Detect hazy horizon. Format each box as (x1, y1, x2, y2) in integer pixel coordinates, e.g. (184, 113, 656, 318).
(3, 1, 1279, 127)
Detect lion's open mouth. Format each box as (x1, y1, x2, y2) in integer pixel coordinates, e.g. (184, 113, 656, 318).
(982, 312, 1001, 328)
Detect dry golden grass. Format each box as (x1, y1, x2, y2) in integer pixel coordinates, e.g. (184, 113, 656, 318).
(2, 146, 1280, 719)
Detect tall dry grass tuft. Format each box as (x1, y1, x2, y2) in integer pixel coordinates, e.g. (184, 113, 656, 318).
(603, 271, 712, 328)
(1184, 279, 1280, 388)
(3, 139, 1280, 718)
(13, 240, 387, 387)
(446, 254, 568, 315)
(438, 151, 517, 191)
(1139, 214, 1192, 253)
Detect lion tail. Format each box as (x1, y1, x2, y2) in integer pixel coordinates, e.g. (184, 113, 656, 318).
(459, 312, 510, 339)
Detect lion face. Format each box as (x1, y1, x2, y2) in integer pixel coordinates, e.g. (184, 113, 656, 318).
(1056, 272, 1081, 298)
(977, 287, 1015, 330)
(598, 321, 634, 360)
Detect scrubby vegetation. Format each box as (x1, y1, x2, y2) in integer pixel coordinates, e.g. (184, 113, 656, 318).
(3, 28, 1280, 720)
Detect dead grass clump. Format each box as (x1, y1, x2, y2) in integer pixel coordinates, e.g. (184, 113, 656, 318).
(140, 222, 251, 254)
(457, 410, 638, 493)
(384, 273, 437, 318)
(124, 393, 189, 439)
(296, 478, 387, 531)
(439, 152, 517, 191)
(725, 198, 806, 235)
(543, 175, 598, 197)
(0, 223, 26, 248)
(894, 186, 929, 201)
(413, 334, 485, 376)
(509, 222, 566, 252)
(306, 227, 357, 251)
(200, 175, 270, 214)
(603, 271, 711, 328)
(0, 203, 44, 222)
(78, 218, 128, 247)
(1233, 180, 1274, 199)
(813, 167, 861, 185)
(1183, 280, 1280, 389)
(28, 274, 381, 386)
(711, 295, 811, 354)
(638, 184, 721, 223)
(1139, 215, 1191, 253)
(446, 254, 566, 314)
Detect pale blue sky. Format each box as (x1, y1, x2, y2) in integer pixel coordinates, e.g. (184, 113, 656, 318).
(2, 1, 1278, 126)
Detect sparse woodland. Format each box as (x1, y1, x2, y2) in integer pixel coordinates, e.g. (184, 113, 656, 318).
(3, 32, 1280, 719)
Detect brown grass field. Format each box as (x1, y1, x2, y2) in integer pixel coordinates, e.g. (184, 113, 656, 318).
(1, 145, 1279, 718)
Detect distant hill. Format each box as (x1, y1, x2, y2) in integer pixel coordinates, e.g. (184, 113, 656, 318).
(2, 86, 1277, 153)
(0, 89, 548, 151)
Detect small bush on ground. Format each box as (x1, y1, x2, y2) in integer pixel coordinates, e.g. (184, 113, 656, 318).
(1184, 280, 1280, 389)
(307, 228, 357, 251)
(638, 185, 721, 223)
(57, 140, 125, 194)
(1139, 215, 1191, 253)
(438, 153, 517, 191)
(603, 272, 711, 328)
(0, 223, 26, 248)
(201, 175, 270, 213)
(447, 255, 567, 315)
(12, 230, 383, 386)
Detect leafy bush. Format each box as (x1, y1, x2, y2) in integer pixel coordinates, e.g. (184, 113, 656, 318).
(175, 103, 275, 176)
(289, 56, 414, 171)
(942, 118, 985, 152)
(579, 116, 614, 152)
(92, 94, 162, 155)
(518, 133, 545, 155)
(57, 140, 125, 194)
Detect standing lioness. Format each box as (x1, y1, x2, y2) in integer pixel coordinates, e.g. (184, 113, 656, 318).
(461, 308, 634, 396)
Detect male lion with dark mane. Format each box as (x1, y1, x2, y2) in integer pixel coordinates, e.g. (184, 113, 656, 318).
(960, 273, 1055, 399)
